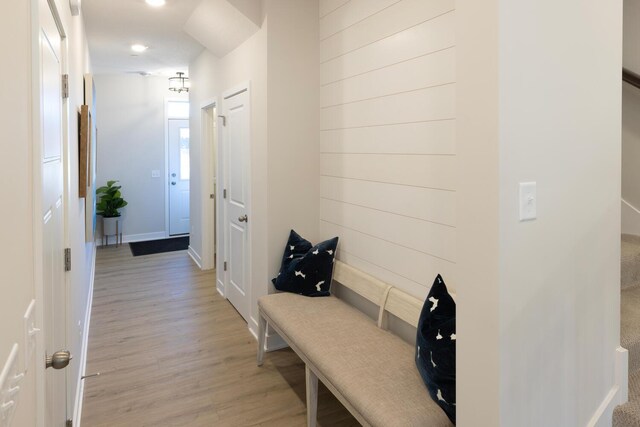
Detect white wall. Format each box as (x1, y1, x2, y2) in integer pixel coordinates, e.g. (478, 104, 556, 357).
(0, 0, 94, 425)
(94, 75, 187, 240)
(265, 0, 320, 315)
(316, 0, 456, 302)
(457, 0, 623, 424)
(189, 0, 319, 339)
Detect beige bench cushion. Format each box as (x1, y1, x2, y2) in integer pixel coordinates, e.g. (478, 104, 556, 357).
(259, 293, 452, 427)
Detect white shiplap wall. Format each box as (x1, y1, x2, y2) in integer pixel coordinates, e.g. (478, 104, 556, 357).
(319, 0, 456, 299)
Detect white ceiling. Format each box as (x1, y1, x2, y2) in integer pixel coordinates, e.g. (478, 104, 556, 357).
(82, 0, 263, 76)
(82, 0, 204, 75)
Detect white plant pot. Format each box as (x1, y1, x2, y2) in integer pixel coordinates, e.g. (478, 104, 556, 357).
(103, 217, 120, 236)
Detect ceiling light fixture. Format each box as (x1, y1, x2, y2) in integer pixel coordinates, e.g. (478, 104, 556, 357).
(168, 72, 190, 93)
(131, 44, 148, 53)
(145, 0, 166, 7)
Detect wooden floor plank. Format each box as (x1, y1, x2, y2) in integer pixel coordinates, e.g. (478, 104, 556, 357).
(82, 245, 358, 426)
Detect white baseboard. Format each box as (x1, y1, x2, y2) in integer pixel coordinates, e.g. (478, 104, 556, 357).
(96, 231, 168, 246)
(216, 279, 225, 297)
(187, 246, 202, 268)
(72, 242, 96, 427)
(587, 346, 629, 427)
(622, 198, 640, 236)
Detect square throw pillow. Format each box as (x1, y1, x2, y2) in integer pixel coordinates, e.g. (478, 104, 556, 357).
(415, 274, 456, 424)
(272, 230, 339, 297)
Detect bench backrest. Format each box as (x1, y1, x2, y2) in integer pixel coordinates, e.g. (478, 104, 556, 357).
(333, 261, 428, 330)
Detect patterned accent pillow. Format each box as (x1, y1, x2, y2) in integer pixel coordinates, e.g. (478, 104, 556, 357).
(416, 274, 456, 424)
(272, 230, 339, 297)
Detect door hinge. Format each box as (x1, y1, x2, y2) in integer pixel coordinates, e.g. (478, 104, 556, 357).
(61, 74, 69, 99)
(209, 193, 214, 199)
(218, 115, 226, 126)
(66, 419, 73, 427)
(64, 248, 71, 272)
(224, 261, 227, 272)
(223, 189, 227, 199)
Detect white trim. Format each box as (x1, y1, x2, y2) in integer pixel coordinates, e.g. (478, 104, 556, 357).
(586, 346, 628, 427)
(199, 99, 218, 271)
(188, 245, 202, 268)
(617, 346, 629, 404)
(247, 317, 287, 351)
(71, 243, 96, 427)
(216, 279, 225, 297)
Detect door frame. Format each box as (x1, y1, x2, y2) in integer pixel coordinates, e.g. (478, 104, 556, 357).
(219, 82, 252, 304)
(199, 98, 219, 273)
(31, 0, 69, 425)
(164, 98, 189, 238)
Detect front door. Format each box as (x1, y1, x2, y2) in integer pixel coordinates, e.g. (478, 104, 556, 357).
(223, 89, 250, 322)
(39, 1, 68, 425)
(168, 119, 190, 235)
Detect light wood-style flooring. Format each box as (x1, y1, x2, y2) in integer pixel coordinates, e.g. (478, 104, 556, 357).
(81, 245, 358, 426)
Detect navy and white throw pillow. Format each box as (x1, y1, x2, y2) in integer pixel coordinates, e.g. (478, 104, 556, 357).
(416, 274, 456, 424)
(272, 230, 339, 297)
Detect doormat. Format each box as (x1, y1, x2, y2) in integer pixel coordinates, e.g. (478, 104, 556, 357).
(129, 236, 189, 257)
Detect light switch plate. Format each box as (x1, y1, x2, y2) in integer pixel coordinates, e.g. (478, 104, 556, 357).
(519, 182, 537, 221)
(22, 300, 37, 373)
(151, 170, 160, 178)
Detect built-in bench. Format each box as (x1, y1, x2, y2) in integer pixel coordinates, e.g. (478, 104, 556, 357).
(257, 261, 453, 427)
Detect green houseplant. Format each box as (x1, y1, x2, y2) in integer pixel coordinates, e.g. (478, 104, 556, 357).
(97, 180, 128, 238)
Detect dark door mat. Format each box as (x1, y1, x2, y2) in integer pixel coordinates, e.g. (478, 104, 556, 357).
(129, 236, 189, 256)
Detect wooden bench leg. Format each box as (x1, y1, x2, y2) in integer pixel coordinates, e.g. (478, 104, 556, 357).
(257, 312, 267, 366)
(306, 365, 318, 427)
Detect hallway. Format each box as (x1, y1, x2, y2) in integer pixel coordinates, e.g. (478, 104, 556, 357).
(81, 246, 357, 426)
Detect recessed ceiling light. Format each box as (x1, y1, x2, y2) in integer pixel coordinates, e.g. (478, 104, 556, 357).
(145, 0, 166, 6)
(131, 44, 148, 53)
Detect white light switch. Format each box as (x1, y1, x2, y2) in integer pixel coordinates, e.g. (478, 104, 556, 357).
(151, 170, 160, 178)
(519, 182, 537, 221)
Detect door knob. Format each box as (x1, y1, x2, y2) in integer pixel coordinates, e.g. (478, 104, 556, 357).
(238, 215, 248, 223)
(46, 350, 72, 370)
(171, 181, 176, 186)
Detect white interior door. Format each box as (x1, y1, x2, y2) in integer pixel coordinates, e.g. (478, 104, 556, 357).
(223, 89, 250, 322)
(168, 119, 190, 235)
(40, 2, 68, 425)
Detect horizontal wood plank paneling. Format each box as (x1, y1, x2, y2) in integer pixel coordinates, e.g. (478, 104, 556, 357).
(320, 176, 456, 226)
(320, 0, 400, 40)
(321, 84, 455, 130)
(321, 48, 455, 108)
(321, 11, 455, 85)
(321, 198, 456, 261)
(320, 153, 456, 190)
(320, 120, 455, 155)
(319, 0, 351, 18)
(321, 222, 456, 293)
(318, 0, 456, 296)
(320, 0, 454, 63)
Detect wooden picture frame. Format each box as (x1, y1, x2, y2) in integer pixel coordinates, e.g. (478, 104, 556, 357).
(84, 74, 98, 243)
(79, 104, 90, 198)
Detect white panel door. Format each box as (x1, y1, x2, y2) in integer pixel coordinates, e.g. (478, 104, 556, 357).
(169, 119, 190, 235)
(223, 89, 250, 322)
(40, 2, 68, 425)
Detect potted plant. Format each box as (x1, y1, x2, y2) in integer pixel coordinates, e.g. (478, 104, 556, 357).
(96, 180, 128, 237)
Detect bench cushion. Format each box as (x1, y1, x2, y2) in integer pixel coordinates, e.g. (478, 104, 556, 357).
(259, 293, 453, 427)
